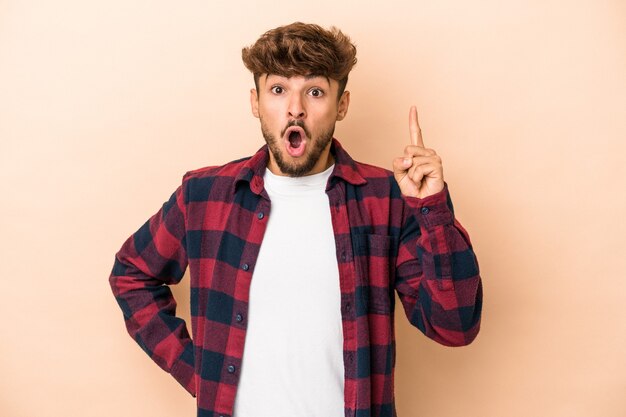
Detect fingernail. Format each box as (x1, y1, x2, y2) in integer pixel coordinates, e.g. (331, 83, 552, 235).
(404, 158, 412, 166)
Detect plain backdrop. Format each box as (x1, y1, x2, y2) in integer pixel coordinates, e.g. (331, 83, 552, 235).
(1, 1, 625, 416)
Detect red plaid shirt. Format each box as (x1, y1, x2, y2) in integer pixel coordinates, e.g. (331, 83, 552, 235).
(110, 139, 482, 417)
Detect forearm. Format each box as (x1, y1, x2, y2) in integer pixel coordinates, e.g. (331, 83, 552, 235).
(110, 252, 195, 388)
(395, 185, 482, 346)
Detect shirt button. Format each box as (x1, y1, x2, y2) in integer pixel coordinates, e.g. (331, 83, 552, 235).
(340, 252, 347, 261)
(227, 365, 236, 373)
(242, 263, 249, 271)
(257, 212, 264, 220)
(345, 303, 351, 312)
(421, 207, 430, 215)
(236, 313, 243, 322)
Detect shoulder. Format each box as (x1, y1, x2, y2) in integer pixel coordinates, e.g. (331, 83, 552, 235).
(344, 159, 401, 201)
(353, 160, 394, 180)
(179, 156, 254, 202)
(331, 139, 394, 185)
(183, 156, 252, 181)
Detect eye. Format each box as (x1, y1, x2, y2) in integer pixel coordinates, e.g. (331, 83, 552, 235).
(271, 86, 284, 94)
(308, 88, 324, 97)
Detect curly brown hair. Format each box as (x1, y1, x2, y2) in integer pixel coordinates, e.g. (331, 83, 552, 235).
(242, 22, 357, 98)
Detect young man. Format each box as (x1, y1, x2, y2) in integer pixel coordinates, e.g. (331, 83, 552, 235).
(110, 22, 482, 417)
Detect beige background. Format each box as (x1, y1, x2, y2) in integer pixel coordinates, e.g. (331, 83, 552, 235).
(1, 1, 625, 416)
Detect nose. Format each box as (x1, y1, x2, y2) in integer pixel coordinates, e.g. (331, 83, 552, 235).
(287, 94, 306, 119)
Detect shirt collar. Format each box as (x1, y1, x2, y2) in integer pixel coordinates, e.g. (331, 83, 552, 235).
(234, 138, 367, 195)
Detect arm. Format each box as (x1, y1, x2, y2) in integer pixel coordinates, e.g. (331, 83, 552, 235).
(392, 107, 482, 346)
(394, 185, 482, 346)
(109, 179, 196, 395)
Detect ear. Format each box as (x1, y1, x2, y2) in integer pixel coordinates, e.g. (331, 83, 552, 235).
(250, 88, 260, 118)
(336, 90, 350, 121)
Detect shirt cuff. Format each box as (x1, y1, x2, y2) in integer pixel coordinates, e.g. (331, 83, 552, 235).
(402, 183, 455, 228)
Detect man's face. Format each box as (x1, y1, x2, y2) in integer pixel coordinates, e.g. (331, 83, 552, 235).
(250, 74, 350, 177)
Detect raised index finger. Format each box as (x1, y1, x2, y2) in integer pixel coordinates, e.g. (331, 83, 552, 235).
(409, 105, 424, 147)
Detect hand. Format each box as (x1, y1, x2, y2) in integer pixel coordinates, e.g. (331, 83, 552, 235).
(393, 106, 445, 198)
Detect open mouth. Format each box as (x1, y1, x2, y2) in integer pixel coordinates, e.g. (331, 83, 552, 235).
(284, 126, 307, 157)
(288, 130, 303, 148)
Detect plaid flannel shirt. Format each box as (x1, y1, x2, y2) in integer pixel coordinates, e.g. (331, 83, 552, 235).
(110, 139, 482, 417)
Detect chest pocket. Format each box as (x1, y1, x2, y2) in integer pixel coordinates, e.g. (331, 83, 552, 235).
(353, 234, 398, 314)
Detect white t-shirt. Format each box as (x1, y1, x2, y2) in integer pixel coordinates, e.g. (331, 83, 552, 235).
(233, 165, 344, 417)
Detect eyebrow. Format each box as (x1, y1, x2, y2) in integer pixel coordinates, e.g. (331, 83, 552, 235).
(305, 74, 331, 85)
(267, 74, 330, 86)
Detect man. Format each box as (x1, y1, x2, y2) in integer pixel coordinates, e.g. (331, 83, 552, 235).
(110, 22, 482, 417)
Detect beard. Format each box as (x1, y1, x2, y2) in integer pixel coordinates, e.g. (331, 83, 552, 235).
(261, 118, 335, 177)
